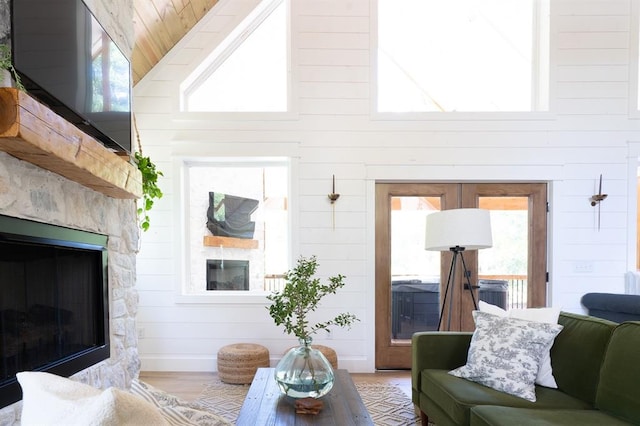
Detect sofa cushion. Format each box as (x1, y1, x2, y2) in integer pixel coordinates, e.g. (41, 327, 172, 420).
(421, 369, 592, 425)
(449, 311, 563, 401)
(595, 321, 640, 424)
(552, 312, 616, 405)
(470, 406, 633, 426)
(478, 301, 561, 388)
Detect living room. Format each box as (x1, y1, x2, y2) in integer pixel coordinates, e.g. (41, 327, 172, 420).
(1, 0, 640, 424)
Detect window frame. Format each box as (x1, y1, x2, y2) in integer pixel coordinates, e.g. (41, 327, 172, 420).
(179, 0, 294, 115)
(174, 156, 293, 305)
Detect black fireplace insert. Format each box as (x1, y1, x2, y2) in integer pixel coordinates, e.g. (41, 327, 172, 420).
(206, 259, 250, 290)
(0, 215, 109, 408)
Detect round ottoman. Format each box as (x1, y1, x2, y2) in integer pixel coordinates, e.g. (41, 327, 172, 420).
(217, 343, 270, 384)
(284, 344, 338, 370)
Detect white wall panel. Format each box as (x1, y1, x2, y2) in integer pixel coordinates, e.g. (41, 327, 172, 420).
(556, 49, 629, 65)
(560, 15, 630, 32)
(557, 32, 629, 49)
(296, 16, 369, 32)
(298, 48, 369, 66)
(556, 64, 629, 81)
(298, 65, 370, 82)
(556, 1, 630, 16)
(297, 1, 370, 16)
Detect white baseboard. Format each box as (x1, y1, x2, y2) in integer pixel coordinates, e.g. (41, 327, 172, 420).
(139, 356, 374, 373)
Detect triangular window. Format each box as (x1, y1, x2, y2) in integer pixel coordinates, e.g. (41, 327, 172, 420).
(182, 0, 287, 112)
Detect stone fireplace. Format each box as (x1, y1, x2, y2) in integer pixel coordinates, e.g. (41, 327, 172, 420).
(0, 0, 140, 421)
(0, 149, 140, 423)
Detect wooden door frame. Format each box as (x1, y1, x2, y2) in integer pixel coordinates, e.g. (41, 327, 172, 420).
(375, 182, 548, 369)
(462, 183, 548, 308)
(374, 183, 458, 369)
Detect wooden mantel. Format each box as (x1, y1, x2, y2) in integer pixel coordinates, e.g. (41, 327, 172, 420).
(0, 88, 142, 199)
(203, 235, 259, 249)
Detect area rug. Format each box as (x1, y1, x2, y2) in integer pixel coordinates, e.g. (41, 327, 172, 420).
(193, 379, 422, 425)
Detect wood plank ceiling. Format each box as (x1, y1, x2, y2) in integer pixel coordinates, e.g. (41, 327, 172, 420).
(132, 0, 219, 85)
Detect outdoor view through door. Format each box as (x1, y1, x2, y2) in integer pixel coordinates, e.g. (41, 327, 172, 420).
(375, 183, 547, 369)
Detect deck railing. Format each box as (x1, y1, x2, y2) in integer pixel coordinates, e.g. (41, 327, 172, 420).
(479, 274, 528, 310)
(266, 273, 528, 310)
(264, 274, 286, 292)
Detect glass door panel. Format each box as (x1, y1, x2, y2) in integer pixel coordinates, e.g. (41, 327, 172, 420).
(478, 197, 529, 311)
(390, 196, 441, 340)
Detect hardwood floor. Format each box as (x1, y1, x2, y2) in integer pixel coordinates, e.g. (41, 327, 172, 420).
(139, 370, 413, 402)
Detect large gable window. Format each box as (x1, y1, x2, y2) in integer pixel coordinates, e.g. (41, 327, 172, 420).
(377, 0, 549, 113)
(181, 0, 287, 112)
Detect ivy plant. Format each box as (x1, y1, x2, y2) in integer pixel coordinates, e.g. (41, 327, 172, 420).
(267, 255, 359, 342)
(134, 151, 163, 232)
(0, 44, 25, 90)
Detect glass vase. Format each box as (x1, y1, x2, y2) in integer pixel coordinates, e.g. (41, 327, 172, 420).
(274, 337, 335, 398)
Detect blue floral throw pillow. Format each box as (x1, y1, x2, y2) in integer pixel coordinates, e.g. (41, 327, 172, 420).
(449, 310, 563, 402)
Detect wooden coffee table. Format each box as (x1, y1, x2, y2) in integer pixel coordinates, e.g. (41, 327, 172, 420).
(236, 367, 373, 425)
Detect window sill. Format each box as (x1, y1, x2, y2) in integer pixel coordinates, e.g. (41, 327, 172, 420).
(370, 110, 556, 122)
(175, 292, 271, 305)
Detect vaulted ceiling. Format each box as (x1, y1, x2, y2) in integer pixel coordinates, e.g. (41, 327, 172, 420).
(132, 0, 219, 85)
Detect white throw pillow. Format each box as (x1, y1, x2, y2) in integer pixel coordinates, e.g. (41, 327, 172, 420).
(449, 311, 563, 402)
(17, 371, 168, 426)
(479, 301, 561, 388)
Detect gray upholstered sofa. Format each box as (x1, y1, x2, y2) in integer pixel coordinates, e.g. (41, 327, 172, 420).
(581, 292, 640, 322)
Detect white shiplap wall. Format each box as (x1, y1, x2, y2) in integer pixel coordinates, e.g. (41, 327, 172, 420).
(133, 0, 640, 372)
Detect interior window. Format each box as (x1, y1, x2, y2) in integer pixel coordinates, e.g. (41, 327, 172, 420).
(183, 160, 289, 294)
(377, 0, 550, 112)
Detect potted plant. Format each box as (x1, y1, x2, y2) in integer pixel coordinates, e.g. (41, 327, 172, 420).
(0, 44, 24, 90)
(267, 255, 359, 399)
(133, 115, 163, 232)
(134, 150, 163, 232)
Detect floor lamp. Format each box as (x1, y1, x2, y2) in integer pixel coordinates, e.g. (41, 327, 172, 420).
(425, 208, 493, 331)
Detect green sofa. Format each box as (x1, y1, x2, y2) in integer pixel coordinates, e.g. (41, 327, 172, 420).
(411, 312, 640, 425)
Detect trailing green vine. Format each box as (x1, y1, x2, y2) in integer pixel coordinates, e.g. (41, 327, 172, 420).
(133, 115, 163, 232)
(0, 44, 25, 91)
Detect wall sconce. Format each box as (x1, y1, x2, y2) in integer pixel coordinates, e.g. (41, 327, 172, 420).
(590, 174, 607, 231)
(590, 174, 607, 206)
(328, 175, 340, 229)
(328, 174, 340, 204)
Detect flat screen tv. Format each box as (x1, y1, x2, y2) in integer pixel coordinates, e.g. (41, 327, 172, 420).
(10, 0, 132, 153)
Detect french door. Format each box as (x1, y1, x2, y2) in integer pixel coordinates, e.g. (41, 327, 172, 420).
(375, 182, 547, 369)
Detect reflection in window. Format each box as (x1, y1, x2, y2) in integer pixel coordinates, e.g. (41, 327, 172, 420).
(184, 160, 289, 294)
(90, 16, 129, 113)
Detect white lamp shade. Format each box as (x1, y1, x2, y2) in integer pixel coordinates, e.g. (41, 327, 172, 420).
(425, 208, 493, 251)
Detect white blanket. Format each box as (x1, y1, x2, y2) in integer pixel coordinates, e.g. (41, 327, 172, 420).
(17, 372, 168, 426)
(16, 372, 232, 426)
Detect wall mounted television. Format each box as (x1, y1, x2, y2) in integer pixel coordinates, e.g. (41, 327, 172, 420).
(10, 0, 132, 153)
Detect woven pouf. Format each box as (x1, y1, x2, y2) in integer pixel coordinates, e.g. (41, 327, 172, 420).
(284, 344, 338, 370)
(217, 343, 270, 384)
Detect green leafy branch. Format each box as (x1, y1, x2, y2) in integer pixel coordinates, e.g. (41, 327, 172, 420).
(133, 114, 163, 232)
(0, 44, 25, 91)
(134, 151, 163, 232)
(267, 256, 359, 341)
